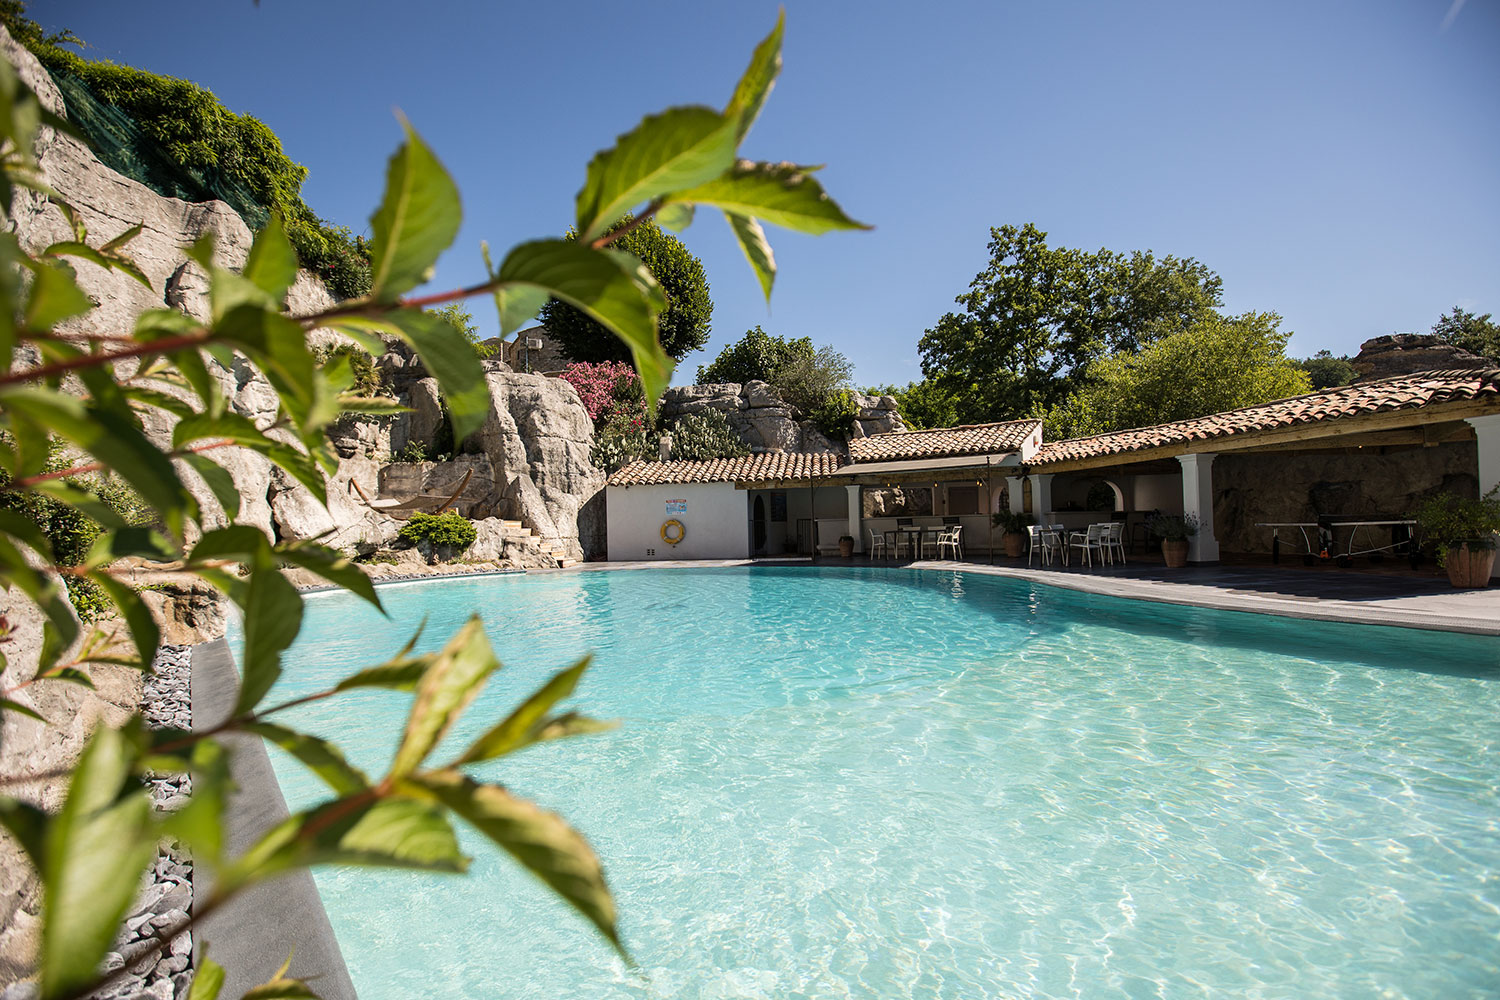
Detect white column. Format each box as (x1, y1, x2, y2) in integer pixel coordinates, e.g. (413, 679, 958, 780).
(1464, 414, 1500, 578)
(846, 485, 864, 553)
(1006, 477, 1024, 515)
(1028, 474, 1055, 520)
(1177, 453, 1219, 563)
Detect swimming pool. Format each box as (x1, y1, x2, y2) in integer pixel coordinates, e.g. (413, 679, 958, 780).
(248, 566, 1500, 998)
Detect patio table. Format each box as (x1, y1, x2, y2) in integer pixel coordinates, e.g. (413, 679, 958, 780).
(884, 527, 926, 561)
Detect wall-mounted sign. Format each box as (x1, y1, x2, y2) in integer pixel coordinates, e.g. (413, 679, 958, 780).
(665, 499, 687, 515)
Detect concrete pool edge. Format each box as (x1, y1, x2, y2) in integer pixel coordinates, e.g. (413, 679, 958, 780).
(190, 638, 358, 1000)
(535, 558, 1500, 637)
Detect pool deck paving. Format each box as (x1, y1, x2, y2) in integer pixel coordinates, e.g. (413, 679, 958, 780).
(558, 555, 1500, 637)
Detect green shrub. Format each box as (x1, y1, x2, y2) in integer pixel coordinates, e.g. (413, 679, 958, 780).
(992, 510, 1034, 534)
(315, 342, 388, 398)
(12, 24, 373, 296)
(590, 408, 652, 473)
(1417, 485, 1500, 564)
(397, 512, 478, 553)
(667, 410, 747, 461)
(809, 388, 860, 439)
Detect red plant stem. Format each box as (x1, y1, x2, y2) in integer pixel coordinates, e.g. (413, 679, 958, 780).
(5, 439, 243, 491)
(590, 200, 664, 249)
(0, 331, 210, 387)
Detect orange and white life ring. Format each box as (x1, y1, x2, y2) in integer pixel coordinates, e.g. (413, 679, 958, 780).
(661, 519, 686, 545)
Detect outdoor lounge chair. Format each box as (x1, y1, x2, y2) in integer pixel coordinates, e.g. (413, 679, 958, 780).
(348, 469, 472, 521)
(866, 527, 886, 560)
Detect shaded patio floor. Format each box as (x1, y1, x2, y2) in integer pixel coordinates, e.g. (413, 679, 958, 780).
(771, 549, 1500, 636)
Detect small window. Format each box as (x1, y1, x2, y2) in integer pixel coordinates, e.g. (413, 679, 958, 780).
(947, 485, 979, 516)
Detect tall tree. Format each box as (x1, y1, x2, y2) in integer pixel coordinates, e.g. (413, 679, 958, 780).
(1431, 305, 1500, 360)
(1046, 311, 1312, 439)
(1297, 349, 1357, 389)
(864, 378, 961, 430)
(918, 223, 1223, 423)
(697, 325, 811, 384)
(540, 217, 713, 363)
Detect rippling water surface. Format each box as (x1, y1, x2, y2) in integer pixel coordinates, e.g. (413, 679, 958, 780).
(245, 566, 1500, 999)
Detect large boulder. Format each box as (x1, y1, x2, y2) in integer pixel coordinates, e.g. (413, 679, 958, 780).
(473, 371, 604, 561)
(1351, 334, 1490, 381)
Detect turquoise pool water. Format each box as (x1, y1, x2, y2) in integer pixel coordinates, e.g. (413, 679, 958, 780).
(245, 567, 1500, 999)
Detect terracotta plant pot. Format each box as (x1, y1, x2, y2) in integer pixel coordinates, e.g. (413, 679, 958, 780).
(1444, 542, 1496, 588)
(838, 536, 854, 558)
(1003, 531, 1025, 558)
(1161, 538, 1189, 568)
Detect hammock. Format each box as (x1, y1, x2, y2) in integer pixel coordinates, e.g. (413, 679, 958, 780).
(348, 469, 471, 521)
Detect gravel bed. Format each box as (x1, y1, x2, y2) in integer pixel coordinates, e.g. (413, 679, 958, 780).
(93, 644, 195, 1000)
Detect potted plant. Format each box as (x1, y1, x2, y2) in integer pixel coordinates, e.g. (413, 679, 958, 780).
(838, 534, 855, 558)
(992, 510, 1035, 558)
(1416, 485, 1500, 588)
(1151, 513, 1199, 568)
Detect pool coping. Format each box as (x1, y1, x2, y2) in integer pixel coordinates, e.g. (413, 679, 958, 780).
(191, 638, 359, 1000)
(543, 558, 1500, 637)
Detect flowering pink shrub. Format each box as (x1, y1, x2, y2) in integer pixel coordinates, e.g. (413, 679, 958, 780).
(560, 361, 645, 425)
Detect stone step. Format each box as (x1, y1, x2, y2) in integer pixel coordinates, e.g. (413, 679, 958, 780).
(555, 558, 578, 568)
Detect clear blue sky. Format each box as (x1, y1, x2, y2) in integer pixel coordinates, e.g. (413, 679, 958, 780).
(37, 0, 1500, 386)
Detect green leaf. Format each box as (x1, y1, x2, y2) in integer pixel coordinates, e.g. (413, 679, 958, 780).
(188, 525, 272, 564)
(0, 507, 54, 560)
(0, 797, 48, 866)
(85, 526, 179, 568)
(173, 411, 327, 505)
(186, 954, 226, 1000)
(234, 562, 304, 715)
(157, 739, 230, 862)
(181, 452, 242, 520)
(244, 213, 300, 303)
(389, 617, 498, 777)
(666, 160, 871, 235)
(22, 258, 93, 331)
(0, 388, 193, 534)
(232, 795, 467, 883)
(241, 977, 322, 1000)
(368, 116, 462, 301)
(482, 240, 547, 338)
(725, 211, 776, 301)
(575, 106, 739, 244)
(725, 11, 785, 144)
(41, 727, 156, 1000)
(453, 656, 601, 765)
(27, 480, 127, 530)
(333, 659, 428, 693)
(88, 573, 160, 668)
(411, 770, 622, 955)
(276, 542, 382, 611)
(0, 536, 78, 661)
(245, 722, 370, 796)
(654, 201, 695, 233)
(0, 698, 46, 723)
(212, 305, 321, 433)
(496, 239, 672, 410)
(381, 308, 490, 443)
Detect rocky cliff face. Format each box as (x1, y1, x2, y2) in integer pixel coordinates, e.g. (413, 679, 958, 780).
(1352, 334, 1490, 381)
(658, 381, 905, 454)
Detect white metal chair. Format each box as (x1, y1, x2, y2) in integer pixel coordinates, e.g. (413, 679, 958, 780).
(1026, 524, 1045, 566)
(1049, 525, 1068, 566)
(920, 527, 942, 559)
(866, 527, 886, 561)
(1030, 525, 1063, 566)
(1069, 523, 1105, 568)
(1103, 522, 1127, 565)
(937, 525, 964, 561)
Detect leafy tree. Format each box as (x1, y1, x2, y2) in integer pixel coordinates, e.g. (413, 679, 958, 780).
(772, 343, 854, 415)
(1296, 349, 1357, 390)
(540, 217, 712, 363)
(0, 14, 866, 998)
(919, 223, 1224, 424)
(1046, 311, 1312, 438)
(428, 302, 496, 358)
(697, 325, 812, 384)
(1431, 305, 1500, 360)
(864, 378, 961, 430)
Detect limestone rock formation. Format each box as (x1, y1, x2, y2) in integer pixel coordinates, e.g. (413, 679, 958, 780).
(1351, 334, 1490, 382)
(657, 382, 906, 453)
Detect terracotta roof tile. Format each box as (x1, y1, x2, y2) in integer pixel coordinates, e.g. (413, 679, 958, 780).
(848, 419, 1041, 463)
(608, 451, 847, 487)
(1034, 368, 1500, 466)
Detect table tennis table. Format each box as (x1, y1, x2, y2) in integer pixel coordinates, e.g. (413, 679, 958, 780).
(1255, 518, 1419, 567)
